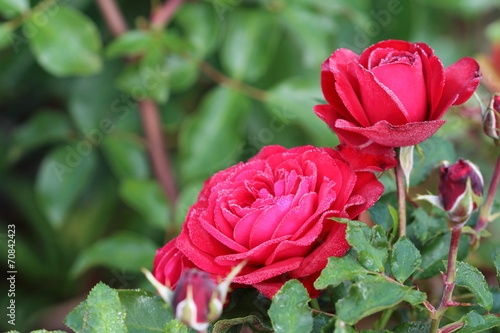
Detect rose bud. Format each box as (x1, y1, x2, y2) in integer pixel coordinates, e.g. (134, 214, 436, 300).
(438, 159, 484, 224)
(143, 260, 245, 331)
(172, 269, 223, 331)
(484, 94, 500, 140)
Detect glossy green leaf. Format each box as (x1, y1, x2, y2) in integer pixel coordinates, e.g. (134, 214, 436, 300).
(35, 144, 98, 228)
(408, 207, 447, 245)
(26, 5, 102, 77)
(116, 56, 170, 104)
(220, 9, 280, 82)
(413, 233, 469, 279)
(454, 261, 493, 311)
(70, 231, 157, 277)
(390, 237, 421, 283)
(392, 322, 430, 333)
(65, 282, 127, 332)
(166, 53, 199, 92)
(265, 77, 334, 148)
(346, 221, 389, 272)
(118, 289, 174, 332)
(0, 24, 13, 50)
(101, 134, 149, 180)
(402, 288, 427, 305)
(164, 319, 194, 332)
(179, 87, 250, 183)
(106, 30, 151, 58)
(458, 310, 500, 333)
(119, 179, 169, 229)
(9, 110, 71, 163)
(30, 330, 67, 333)
(214, 288, 273, 333)
(335, 275, 407, 326)
(176, 2, 219, 59)
(269, 280, 313, 333)
(281, 3, 334, 68)
(314, 250, 368, 289)
(0, 0, 29, 18)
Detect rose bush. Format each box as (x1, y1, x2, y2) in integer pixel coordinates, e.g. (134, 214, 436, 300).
(314, 40, 481, 151)
(153, 145, 384, 298)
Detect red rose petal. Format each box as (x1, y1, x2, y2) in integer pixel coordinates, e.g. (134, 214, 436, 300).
(432, 57, 481, 120)
(334, 118, 446, 147)
(352, 62, 409, 125)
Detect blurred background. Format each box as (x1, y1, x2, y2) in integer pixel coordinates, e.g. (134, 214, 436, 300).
(1, 0, 499, 331)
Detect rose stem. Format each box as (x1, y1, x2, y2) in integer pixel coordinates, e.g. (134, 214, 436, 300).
(430, 222, 463, 333)
(151, 0, 185, 30)
(472, 153, 500, 245)
(95, 0, 179, 223)
(395, 159, 407, 237)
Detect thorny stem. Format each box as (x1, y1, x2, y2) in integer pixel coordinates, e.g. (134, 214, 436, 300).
(430, 223, 463, 333)
(395, 160, 407, 237)
(95, 0, 179, 214)
(472, 154, 500, 246)
(151, 0, 185, 29)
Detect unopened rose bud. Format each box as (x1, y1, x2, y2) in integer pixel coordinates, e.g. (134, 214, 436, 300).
(438, 159, 484, 224)
(484, 94, 500, 140)
(172, 269, 223, 331)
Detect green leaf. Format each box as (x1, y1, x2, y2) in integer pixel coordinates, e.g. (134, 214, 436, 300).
(26, 5, 102, 77)
(402, 288, 427, 305)
(265, 77, 334, 148)
(179, 87, 250, 183)
(335, 275, 407, 326)
(408, 207, 447, 245)
(0, 0, 29, 18)
(346, 221, 389, 272)
(164, 319, 194, 332)
(454, 261, 493, 311)
(392, 322, 431, 333)
(214, 288, 272, 333)
(66, 282, 127, 332)
(8, 110, 71, 163)
(118, 289, 174, 332)
(64, 300, 86, 331)
(176, 2, 219, 59)
(269, 280, 313, 333)
(458, 310, 500, 333)
(35, 144, 98, 228)
(390, 237, 421, 283)
(106, 30, 151, 58)
(281, 3, 334, 68)
(119, 179, 170, 229)
(413, 233, 469, 279)
(70, 231, 157, 277)
(314, 250, 368, 289)
(333, 321, 358, 333)
(220, 9, 280, 82)
(101, 134, 150, 180)
(0, 24, 13, 50)
(30, 330, 67, 333)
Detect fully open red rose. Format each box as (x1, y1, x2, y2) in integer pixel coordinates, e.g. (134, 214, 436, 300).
(153, 145, 384, 298)
(314, 40, 481, 150)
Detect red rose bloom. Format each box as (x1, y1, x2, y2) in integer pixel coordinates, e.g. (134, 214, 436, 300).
(153, 145, 384, 298)
(314, 40, 481, 150)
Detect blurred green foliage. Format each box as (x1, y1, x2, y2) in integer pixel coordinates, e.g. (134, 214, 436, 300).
(0, 0, 499, 331)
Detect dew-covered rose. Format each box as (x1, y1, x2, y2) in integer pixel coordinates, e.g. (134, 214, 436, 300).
(314, 40, 481, 150)
(153, 145, 384, 298)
